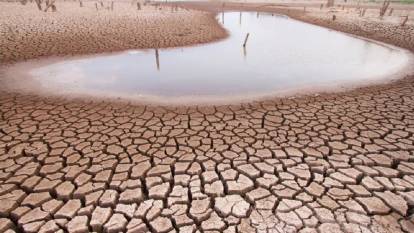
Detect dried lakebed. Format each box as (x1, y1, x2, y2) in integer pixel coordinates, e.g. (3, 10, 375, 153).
(1, 11, 414, 233)
(2, 12, 413, 104)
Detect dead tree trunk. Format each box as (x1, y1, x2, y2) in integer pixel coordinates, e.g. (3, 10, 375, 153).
(34, 0, 42, 10)
(379, 0, 390, 17)
(44, 0, 56, 12)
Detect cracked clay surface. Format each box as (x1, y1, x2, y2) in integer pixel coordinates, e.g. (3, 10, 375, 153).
(1, 78, 414, 233)
(1, 1, 414, 233)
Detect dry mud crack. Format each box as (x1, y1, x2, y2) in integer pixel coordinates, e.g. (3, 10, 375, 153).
(1, 79, 414, 232)
(1, 1, 414, 233)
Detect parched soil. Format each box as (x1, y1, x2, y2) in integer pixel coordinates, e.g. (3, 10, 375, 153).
(1, 1, 414, 233)
(0, 1, 227, 63)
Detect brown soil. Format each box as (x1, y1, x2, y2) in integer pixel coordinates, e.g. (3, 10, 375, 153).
(1, 1, 414, 233)
(0, 1, 227, 63)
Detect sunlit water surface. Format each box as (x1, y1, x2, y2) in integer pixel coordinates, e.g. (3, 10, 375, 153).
(17, 12, 414, 103)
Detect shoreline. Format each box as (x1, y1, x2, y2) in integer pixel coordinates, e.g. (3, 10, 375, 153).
(176, 1, 414, 53)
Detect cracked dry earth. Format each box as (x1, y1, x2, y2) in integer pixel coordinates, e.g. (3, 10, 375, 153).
(0, 2, 226, 63)
(2, 2, 414, 233)
(1, 77, 414, 233)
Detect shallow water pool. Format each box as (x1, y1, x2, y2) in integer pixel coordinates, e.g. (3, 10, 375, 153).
(7, 12, 413, 104)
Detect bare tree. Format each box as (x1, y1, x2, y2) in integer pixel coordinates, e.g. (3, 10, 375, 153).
(34, 0, 42, 10)
(44, 0, 57, 12)
(379, 0, 390, 17)
(29, 0, 57, 12)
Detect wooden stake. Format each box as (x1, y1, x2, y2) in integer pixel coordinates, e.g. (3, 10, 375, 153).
(243, 33, 250, 47)
(239, 12, 242, 25)
(155, 49, 160, 70)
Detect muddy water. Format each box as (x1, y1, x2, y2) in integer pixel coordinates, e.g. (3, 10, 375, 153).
(8, 12, 413, 104)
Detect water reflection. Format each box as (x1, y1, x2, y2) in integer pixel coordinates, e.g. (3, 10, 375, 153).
(155, 49, 160, 71)
(22, 12, 411, 103)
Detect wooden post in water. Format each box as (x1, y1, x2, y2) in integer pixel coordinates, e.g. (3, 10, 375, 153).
(79, 0, 82, 7)
(243, 33, 250, 47)
(239, 12, 242, 25)
(95, 2, 98, 10)
(111, 1, 113, 10)
(388, 8, 393, 16)
(137, 2, 141, 10)
(155, 49, 160, 70)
